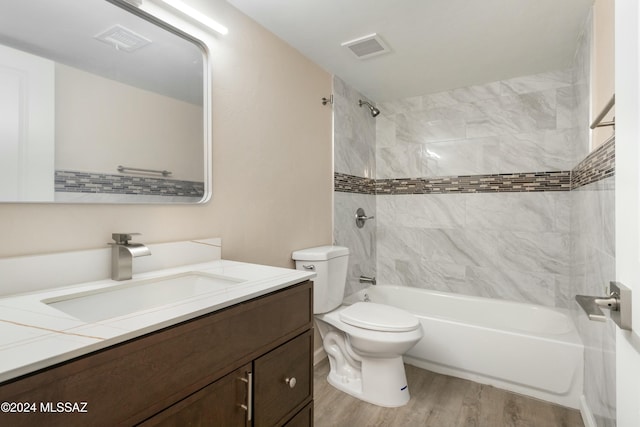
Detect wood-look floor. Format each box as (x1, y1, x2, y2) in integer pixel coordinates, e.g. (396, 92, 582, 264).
(314, 360, 584, 427)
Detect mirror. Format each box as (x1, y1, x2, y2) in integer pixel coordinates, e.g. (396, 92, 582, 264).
(0, 0, 210, 203)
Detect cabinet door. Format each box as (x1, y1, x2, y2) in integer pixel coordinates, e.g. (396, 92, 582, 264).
(283, 404, 313, 427)
(139, 364, 251, 427)
(254, 331, 313, 427)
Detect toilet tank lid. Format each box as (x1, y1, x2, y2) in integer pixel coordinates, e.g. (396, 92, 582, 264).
(292, 246, 349, 261)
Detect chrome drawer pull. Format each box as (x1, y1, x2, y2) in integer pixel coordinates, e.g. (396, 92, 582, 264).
(238, 371, 253, 421)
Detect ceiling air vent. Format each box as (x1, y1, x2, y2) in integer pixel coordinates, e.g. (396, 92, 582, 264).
(341, 33, 390, 59)
(94, 25, 151, 52)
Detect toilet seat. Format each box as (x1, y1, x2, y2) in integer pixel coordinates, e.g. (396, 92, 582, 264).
(339, 302, 419, 332)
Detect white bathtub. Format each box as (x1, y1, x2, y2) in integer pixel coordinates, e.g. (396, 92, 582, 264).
(344, 285, 584, 409)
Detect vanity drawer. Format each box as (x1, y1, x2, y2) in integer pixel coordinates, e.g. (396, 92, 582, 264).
(138, 363, 251, 427)
(0, 281, 312, 427)
(253, 331, 313, 427)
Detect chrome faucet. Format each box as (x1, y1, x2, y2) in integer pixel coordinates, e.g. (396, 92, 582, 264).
(110, 233, 151, 281)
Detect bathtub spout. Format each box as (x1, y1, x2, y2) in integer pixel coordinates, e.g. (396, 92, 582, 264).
(359, 275, 376, 285)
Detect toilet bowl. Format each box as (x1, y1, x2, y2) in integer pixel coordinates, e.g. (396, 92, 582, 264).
(316, 302, 423, 407)
(292, 246, 423, 407)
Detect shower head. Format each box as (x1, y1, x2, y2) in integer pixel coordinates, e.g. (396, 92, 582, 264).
(358, 100, 381, 117)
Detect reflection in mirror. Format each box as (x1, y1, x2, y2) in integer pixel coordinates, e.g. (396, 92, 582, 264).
(0, 0, 209, 203)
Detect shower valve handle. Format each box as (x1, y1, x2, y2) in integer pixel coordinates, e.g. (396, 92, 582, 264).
(356, 214, 374, 221)
(355, 208, 374, 228)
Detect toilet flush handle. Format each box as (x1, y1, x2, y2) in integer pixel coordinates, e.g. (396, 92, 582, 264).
(302, 264, 315, 270)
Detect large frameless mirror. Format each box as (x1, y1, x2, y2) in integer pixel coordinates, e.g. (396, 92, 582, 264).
(0, 0, 210, 203)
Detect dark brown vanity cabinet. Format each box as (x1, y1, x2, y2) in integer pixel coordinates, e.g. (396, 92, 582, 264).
(253, 332, 313, 427)
(0, 281, 314, 427)
(140, 363, 253, 426)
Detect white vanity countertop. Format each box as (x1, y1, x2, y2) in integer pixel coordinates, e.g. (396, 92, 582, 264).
(0, 260, 315, 383)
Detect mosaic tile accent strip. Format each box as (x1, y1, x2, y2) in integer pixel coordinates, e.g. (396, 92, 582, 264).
(335, 137, 615, 195)
(571, 137, 615, 189)
(334, 172, 376, 194)
(55, 170, 205, 198)
(375, 172, 571, 194)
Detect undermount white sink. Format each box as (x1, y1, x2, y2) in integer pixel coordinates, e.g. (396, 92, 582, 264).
(43, 272, 245, 323)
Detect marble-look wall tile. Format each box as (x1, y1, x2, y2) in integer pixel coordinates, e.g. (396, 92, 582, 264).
(572, 11, 592, 166)
(495, 231, 570, 276)
(372, 66, 577, 311)
(570, 177, 616, 426)
(500, 69, 573, 96)
(377, 69, 577, 180)
(377, 136, 502, 180)
(333, 76, 377, 298)
(567, 13, 616, 424)
(396, 113, 467, 144)
(422, 81, 502, 107)
(376, 144, 431, 179)
(376, 114, 396, 149)
(378, 96, 422, 116)
(333, 76, 376, 178)
(466, 90, 558, 138)
(499, 130, 575, 173)
(376, 192, 571, 307)
(557, 86, 576, 130)
(465, 192, 569, 233)
(465, 266, 557, 306)
(334, 192, 376, 297)
(376, 194, 465, 229)
(420, 137, 501, 178)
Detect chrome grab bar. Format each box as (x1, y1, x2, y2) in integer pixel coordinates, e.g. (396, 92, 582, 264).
(117, 165, 172, 177)
(590, 94, 615, 129)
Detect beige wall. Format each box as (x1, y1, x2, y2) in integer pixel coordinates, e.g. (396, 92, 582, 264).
(591, 0, 615, 149)
(55, 63, 204, 182)
(0, 0, 333, 270)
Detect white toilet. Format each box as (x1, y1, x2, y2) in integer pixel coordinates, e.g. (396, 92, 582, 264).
(292, 246, 423, 407)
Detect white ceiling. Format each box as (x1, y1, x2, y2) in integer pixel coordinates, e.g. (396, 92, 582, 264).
(226, 0, 594, 102)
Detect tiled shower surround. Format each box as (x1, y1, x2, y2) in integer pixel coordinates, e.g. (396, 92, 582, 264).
(569, 12, 615, 426)
(572, 175, 615, 427)
(335, 71, 613, 309)
(333, 10, 615, 422)
(372, 67, 582, 308)
(333, 77, 377, 296)
(333, 68, 582, 308)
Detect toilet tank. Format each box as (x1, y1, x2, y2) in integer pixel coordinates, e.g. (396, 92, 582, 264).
(292, 246, 349, 314)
